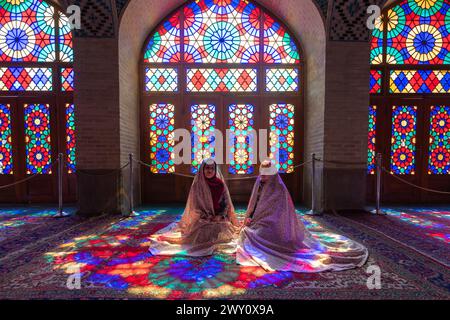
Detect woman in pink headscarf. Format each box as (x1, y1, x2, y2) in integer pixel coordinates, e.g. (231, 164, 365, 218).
(149, 159, 239, 256)
(237, 161, 368, 272)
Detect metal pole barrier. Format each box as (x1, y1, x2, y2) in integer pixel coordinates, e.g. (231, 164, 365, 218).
(55, 153, 69, 218)
(129, 153, 134, 216)
(306, 153, 320, 216)
(371, 153, 384, 215)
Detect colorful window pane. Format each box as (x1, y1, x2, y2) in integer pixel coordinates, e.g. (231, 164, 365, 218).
(370, 70, 382, 93)
(24, 104, 52, 174)
(184, 0, 261, 63)
(191, 104, 216, 173)
(385, 0, 450, 65)
(145, 68, 178, 92)
(186, 68, 257, 92)
(390, 70, 450, 93)
(66, 104, 76, 174)
(0, 0, 56, 62)
(144, 11, 182, 63)
(61, 68, 74, 92)
(0, 104, 13, 174)
(228, 104, 255, 174)
(263, 13, 300, 64)
(368, 105, 377, 174)
(266, 68, 299, 92)
(370, 16, 384, 64)
(58, 14, 74, 62)
(269, 104, 295, 173)
(149, 104, 175, 174)
(0, 67, 52, 91)
(390, 105, 417, 175)
(428, 106, 450, 174)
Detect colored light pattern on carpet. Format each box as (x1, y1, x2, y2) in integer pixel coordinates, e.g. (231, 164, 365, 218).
(384, 207, 450, 244)
(0, 207, 75, 232)
(42, 206, 370, 299)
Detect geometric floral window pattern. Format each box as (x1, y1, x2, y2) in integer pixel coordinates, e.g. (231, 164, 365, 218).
(66, 103, 76, 174)
(390, 105, 417, 175)
(0, 103, 12, 174)
(143, 0, 301, 174)
(191, 104, 216, 173)
(370, 0, 450, 176)
(0, 0, 75, 176)
(187, 68, 257, 92)
(269, 104, 295, 173)
(368, 105, 377, 174)
(228, 104, 255, 175)
(428, 105, 450, 174)
(24, 104, 52, 174)
(149, 103, 175, 174)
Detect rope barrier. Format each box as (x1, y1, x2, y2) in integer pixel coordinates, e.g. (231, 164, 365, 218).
(76, 162, 130, 177)
(133, 158, 312, 181)
(381, 166, 450, 195)
(0, 158, 60, 190)
(316, 158, 367, 166)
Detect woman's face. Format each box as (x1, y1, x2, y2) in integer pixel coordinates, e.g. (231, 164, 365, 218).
(204, 163, 216, 179)
(260, 174, 270, 183)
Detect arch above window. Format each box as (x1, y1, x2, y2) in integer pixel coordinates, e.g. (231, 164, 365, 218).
(143, 0, 301, 65)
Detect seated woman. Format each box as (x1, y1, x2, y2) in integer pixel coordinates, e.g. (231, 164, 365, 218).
(149, 159, 239, 257)
(237, 160, 368, 272)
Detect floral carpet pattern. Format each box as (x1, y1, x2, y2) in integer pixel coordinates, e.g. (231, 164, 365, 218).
(0, 206, 449, 300)
(338, 207, 450, 267)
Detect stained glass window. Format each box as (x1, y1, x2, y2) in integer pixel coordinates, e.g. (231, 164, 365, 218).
(390, 70, 450, 93)
(150, 104, 175, 174)
(191, 104, 216, 173)
(228, 104, 255, 174)
(144, 11, 182, 63)
(385, 0, 450, 65)
(0, 104, 12, 174)
(187, 68, 257, 92)
(66, 104, 76, 174)
(370, 70, 382, 93)
(370, 0, 450, 177)
(263, 13, 300, 64)
(184, 0, 261, 63)
(428, 105, 450, 174)
(0, 67, 52, 91)
(391, 105, 417, 175)
(266, 68, 299, 92)
(269, 104, 295, 173)
(24, 104, 52, 174)
(0, 0, 75, 179)
(145, 68, 178, 92)
(143, 0, 301, 174)
(61, 67, 74, 92)
(368, 105, 377, 174)
(59, 14, 74, 63)
(143, 0, 300, 65)
(370, 16, 384, 64)
(0, 0, 55, 62)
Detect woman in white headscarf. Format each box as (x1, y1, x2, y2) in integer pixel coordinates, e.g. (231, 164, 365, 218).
(237, 161, 368, 272)
(149, 159, 239, 256)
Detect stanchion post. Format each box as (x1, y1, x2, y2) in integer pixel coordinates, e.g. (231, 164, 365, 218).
(55, 152, 69, 218)
(306, 153, 319, 216)
(129, 153, 134, 216)
(371, 153, 384, 215)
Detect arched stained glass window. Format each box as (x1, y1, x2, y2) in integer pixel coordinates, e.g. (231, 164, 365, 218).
(142, 0, 302, 176)
(369, 0, 450, 180)
(0, 0, 76, 183)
